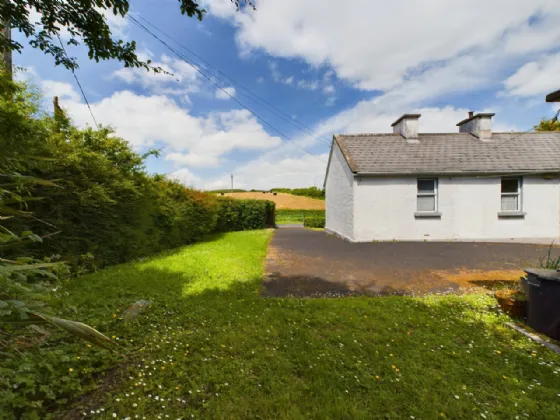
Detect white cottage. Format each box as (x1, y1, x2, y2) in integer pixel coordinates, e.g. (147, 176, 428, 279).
(324, 113, 560, 242)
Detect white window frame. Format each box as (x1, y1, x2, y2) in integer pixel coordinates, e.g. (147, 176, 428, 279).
(501, 177, 522, 212)
(416, 178, 438, 213)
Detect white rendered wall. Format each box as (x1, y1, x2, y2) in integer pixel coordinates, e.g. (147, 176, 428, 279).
(352, 175, 560, 242)
(325, 143, 355, 240)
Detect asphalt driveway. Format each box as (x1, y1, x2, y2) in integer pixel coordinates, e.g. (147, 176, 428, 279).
(262, 228, 558, 297)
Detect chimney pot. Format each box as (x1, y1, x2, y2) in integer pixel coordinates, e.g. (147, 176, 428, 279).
(391, 114, 421, 143)
(457, 112, 495, 141)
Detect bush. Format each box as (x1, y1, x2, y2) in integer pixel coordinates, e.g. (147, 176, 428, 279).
(276, 210, 325, 224)
(303, 216, 326, 228)
(215, 198, 275, 232)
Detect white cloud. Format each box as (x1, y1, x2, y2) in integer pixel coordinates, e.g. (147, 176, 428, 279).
(165, 152, 222, 168)
(205, 152, 329, 190)
(503, 53, 560, 97)
(112, 53, 200, 95)
(268, 61, 282, 82)
(323, 85, 335, 95)
(208, 0, 560, 96)
(297, 79, 319, 90)
(215, 86, 236, 99)
(167, 168, 202, 188)
(54, 87, 283, 169)
(39, 80, 82, 103)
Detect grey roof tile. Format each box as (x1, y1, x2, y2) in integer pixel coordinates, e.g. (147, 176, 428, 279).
(335, 132, 560, 174)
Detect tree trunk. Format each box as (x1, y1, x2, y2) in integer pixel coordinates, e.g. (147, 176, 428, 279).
(2, 0, 11, 79)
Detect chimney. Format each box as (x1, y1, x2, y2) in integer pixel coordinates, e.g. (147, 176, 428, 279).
(457, 112, 495, 141)
(391, 114, 421, 143)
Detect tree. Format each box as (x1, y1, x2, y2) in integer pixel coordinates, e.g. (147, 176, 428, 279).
(0, 0, 252, 72)
(534, 115, 560, 131)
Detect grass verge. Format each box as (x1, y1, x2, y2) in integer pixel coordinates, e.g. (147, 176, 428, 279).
(4, 230, 560, 419)
(276, 209, 325, 224)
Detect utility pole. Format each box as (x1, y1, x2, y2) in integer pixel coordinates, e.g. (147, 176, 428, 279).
(230, 174, 234, 192)
(1, 0, 12, 78)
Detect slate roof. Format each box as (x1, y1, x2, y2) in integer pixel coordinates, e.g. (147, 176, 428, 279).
(334, 132, 560, 175)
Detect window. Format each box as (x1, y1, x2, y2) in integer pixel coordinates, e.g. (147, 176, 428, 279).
(417, 179, 437, 212)
(501, 177, 522, 212)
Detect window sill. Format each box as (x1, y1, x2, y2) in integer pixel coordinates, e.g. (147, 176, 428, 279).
(498, 211, 526, 218)
(414, 212, 442, 218)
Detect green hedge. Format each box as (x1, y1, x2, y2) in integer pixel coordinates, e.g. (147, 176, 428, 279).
(0, 74, 221, 270)
(270, 187, 325, 200)
(303, 216, 326, 228)
(276, 209, 325, 224)
(215, 198, 275, 232)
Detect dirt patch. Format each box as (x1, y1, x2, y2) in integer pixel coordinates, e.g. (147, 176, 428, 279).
(220, 192, 325, 210)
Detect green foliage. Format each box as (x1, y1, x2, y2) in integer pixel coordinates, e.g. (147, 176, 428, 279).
(534, 118, 560, 131)
(303, 216, 326, 228)
(215, 198, 275, 232)
(0, 72, 219, 269)
(271, 186, 325, 200)
(0, 1, 254, 71)
(276, 209, 325, 224)
(540, 243, 560, 270)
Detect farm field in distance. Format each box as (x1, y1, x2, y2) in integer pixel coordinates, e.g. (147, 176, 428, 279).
(221, 192, 325, 210)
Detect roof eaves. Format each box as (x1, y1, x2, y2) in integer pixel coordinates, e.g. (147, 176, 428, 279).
(354, 169, 560, 177)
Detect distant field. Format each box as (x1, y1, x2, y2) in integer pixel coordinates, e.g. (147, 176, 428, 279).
(220, 192, 325, 210)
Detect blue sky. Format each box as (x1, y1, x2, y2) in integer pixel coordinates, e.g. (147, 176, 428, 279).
(13, 0, 560, 190)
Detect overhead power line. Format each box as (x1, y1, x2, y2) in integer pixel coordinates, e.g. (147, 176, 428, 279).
(133, 13, 332, 149)
(127, 14, 329, 158)
(56, 34, 99, 129)
(132, 12, 332, 148)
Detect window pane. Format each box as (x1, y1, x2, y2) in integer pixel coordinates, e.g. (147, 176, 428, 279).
(501, 195, 519, 211)
(417, 195, 435, 211)
(501, 178, 519, 193)
(418, 179, 435, 193)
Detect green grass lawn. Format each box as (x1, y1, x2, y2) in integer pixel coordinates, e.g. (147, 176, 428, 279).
(5, 230, 560, 419)
(276, 209, 324, 224)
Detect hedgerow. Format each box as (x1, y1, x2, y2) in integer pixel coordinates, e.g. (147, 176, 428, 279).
(303, 216, 326, 228)
(270, 187, 325, 200)
(1, 74, 218, 270)
(215, 198, 275, 232)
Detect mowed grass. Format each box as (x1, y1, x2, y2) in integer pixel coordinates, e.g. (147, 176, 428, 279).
(46, 231, 560, 418)
(276, 209, 325, 224)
